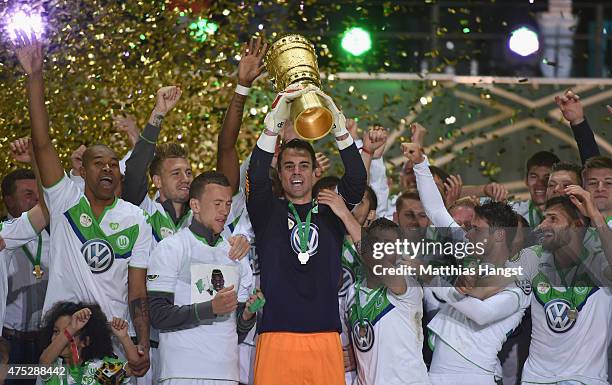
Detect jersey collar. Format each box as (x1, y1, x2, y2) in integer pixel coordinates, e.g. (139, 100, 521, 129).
(189, 218, 220, 246)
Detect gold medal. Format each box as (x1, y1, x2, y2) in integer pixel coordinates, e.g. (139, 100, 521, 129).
(33, 264, 44, 280)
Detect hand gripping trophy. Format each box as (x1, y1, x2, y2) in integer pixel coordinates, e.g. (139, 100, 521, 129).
(264, 34, 337, 140)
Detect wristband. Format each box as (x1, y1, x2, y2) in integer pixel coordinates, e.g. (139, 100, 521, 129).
(361, 147, 373, 156)
(235, 84, 251, 96)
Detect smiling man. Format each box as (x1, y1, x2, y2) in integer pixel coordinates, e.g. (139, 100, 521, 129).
(507, 196, 612, 385)
(247, 86, 366, 385)
(509, 151, 560, 227)
(13, 32, 153, 375)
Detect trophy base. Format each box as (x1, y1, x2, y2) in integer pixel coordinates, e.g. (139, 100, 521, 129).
(291, 91, 333, 141)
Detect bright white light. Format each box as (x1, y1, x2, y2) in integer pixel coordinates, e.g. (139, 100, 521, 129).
(444, 116, 456, 125)
(508, 26, 539, 57)
(7, 10, 44, 41)
(419, 97, 428, 105)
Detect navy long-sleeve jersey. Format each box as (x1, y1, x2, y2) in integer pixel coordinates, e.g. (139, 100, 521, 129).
(246, 143, 366, 333)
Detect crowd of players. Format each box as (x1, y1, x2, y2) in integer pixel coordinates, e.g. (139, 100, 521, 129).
(0, 30, 611, 385)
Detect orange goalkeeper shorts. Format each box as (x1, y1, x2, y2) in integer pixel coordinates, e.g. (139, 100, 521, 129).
(253, 331, 344, 385)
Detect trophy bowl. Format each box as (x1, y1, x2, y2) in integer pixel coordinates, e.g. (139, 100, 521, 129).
(264, 34, 334, 140)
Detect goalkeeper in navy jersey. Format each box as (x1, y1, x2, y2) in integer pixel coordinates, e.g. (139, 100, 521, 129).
(246, 85, 367, 385)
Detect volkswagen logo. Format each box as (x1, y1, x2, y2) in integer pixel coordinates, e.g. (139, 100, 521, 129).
(352, 319, 375, 353)
(544, 299, 576, 333)
(81, 239, 115, 274)
(290, 223, 319, 257)
(338, 266, 355, 297)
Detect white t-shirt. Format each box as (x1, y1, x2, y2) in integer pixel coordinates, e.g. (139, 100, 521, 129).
(507, 245, 612, 385)
(344, 277, 430, 385)
(0, 211, 39, 250)
(428, 282, 530, 377)
(4, 230, 50, 331)
(0, 212, 41, 334)
(147, 227, 252, 382)
(42, 174, 152, 322)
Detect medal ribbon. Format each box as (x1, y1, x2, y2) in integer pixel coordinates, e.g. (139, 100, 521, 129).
(553, 247, 590, 314)
(354, 279, 386, 326)
(288, 201, 315, 255)
(528, 200, 543, 227)
(20, 234, 42, 276)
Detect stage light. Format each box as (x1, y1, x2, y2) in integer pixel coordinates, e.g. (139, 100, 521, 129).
(508, 26, 539, 57)
(6, 10, 44, 42)
(189, 17, 218, 42)
(341, 27, 371, 56)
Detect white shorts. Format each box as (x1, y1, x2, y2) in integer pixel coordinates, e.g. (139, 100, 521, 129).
(239, 342, 256, 384)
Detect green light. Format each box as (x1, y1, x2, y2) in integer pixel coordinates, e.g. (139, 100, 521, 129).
(341, 27, 372, 56)
(462, 27, 470, 33)
(188, 17, 219, 42)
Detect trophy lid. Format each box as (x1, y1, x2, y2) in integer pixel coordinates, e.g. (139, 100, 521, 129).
(264, 34, 321, 91)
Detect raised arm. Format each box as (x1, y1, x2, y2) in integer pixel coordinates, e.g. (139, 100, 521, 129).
(217, 36, 267, 194)
(246, 86, 313, 227)
(8, 137, 49, 231)
(431, 286, 521, 325)
(555, 90, 600, 164)
(122, 86, 182, 205)
(315, 93, 367, 208)
(13, 32, 63, 187)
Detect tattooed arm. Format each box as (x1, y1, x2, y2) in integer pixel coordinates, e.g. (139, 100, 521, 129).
(217, 35, 267, 194)
(128, 267, 150, 377)
(122, 86, 182, 205)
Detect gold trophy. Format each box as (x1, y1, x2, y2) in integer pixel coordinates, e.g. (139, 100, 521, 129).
(264, 34, 334, 140)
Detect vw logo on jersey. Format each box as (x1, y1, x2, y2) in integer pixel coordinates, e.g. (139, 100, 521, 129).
(290, 223, 319, 257)
(544, 299, 576, 333)
(81, 239, 115, 274)
(160, 227, 174, 239)
(352, 319, 375, 352)
(338, 266, 355, 297)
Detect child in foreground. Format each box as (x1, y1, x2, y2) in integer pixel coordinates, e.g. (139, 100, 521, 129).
(39, 302, 139, 385)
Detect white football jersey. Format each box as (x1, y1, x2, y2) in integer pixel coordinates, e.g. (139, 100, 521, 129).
(507, 245, 612, 385)
(344, 277, 430, 385)
(147, 227, 252, 382)
(42, 175, 152, 321)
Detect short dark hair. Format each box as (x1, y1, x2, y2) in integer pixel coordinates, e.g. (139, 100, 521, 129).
(544, 196, 584, 224)
(40, 302, 113, 362)
(525, 151, 560, 177)
(149, 143, 189, 179)
(429, 166, 450, 184)
(396, 191, 421, 213)
(474, 201, 518, 248)
(313, 176, 341, 198)
(364, 186, 378, 212)
(277, 139, 317, 171)
(583, 156, 612, 172)
(189, 171, 230, 201)
(551, 161, 583, 186)
(1, 169, 35, 198)
(362, 218, 401, 259)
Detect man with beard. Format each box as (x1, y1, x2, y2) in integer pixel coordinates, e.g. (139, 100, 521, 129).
(13, 32, 152, 375)
(507, 196, 612, 385)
